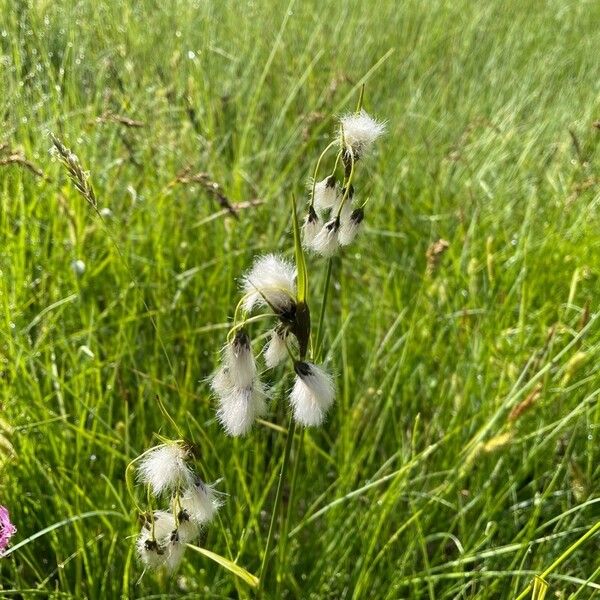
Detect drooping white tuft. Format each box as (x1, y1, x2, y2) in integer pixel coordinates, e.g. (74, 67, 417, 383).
(137, 444, 193, 496)
(164, 535, 186, 572)
(241, 253, 296, 314)
(211, 332, 267, 437)
(224, 330, 256, 389)
(338, 207, 365, 246)
(340, 109, 386, 157)
(137, 510, 186, 573)
(302, 207, 321, 248)
(174, 513, 201, 544)
(310, 218, 340, 257)
(216, 383, 267, 437)
(336, 193, 354, 223)
(178, 479, 221, 526)
(289, 362, 335, 427)
(312, 176, 338, 211)
(216, 387, 254, 436)
(264, 328, 290, 369)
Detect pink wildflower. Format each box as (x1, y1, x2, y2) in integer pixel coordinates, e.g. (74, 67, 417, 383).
(0, 506, 16, 555)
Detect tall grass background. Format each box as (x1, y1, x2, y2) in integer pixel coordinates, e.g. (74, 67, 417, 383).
(1, 0, 599, 597)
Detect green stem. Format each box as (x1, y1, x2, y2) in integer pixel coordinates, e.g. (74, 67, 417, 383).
(258, 417, 297, 593)
(314, 258, 334, 360)
(514, 520, 600, 600)
(275, 257, 334, 594)
(275, 426, 303, 597)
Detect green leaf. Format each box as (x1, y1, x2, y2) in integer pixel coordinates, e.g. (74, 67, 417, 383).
(186, 544, 259, 588)
(291, 194, 308, 303)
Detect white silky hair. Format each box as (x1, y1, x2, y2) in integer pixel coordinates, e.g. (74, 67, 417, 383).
(217, 387, 254, 436)
(137, 444, 193, 496)
(264, 329, 290, 369)
(178, 480, 220, 526)
(338, 209, 364, 246)
(289, 362, 335, 427)
(241, 253, 297, 313)
(302, 210, 321, 248)
(340, 109, 386, 156)
(224, 332, 256, 389)
(137, 529, 167, 571)
(137, 510, 179, 571)
(175, 515, 201, 544)
(312, 177, 338, 211)
(217, 383, 267, 437)
(164, 536, 186, 572)
(210, 366, 232, 397)
(311, 219, 340, 257)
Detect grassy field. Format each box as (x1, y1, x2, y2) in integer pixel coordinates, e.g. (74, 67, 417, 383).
(1, 0, 600, 598)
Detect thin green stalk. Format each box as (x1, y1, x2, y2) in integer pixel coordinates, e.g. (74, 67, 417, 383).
(259, 417, 297, 593)
(275, 426, 304, 597)
(314, 258, 334, 360)
(276, 255, 335, 594)
(514, 520, 600, 600)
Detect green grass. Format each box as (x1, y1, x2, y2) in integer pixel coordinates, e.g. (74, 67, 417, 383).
(1, 0, 599, 597)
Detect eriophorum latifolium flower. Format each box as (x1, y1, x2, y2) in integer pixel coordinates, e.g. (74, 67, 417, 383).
(302, 108, 386, 257)
(210, 99, 386, 435)
(134, 441, 220, 573)
(0, 505, 16, 556)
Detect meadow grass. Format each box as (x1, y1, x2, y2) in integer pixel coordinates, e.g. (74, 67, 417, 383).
(1, 0, 599, 597)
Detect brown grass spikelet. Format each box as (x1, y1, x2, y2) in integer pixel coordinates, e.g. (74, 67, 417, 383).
(508, 383, 542, 423)
(50, 133, 98, 210)
(426, 239, 450, 276)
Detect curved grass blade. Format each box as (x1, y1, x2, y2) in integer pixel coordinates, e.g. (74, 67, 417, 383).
(186, 544, 259, 588)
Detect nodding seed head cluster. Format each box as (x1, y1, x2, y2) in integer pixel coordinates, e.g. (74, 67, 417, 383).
(303, 109, 385, 256)
(210, 106, 384, 435)
(135, 443, 220, 573)
(210, 251, 336, 433)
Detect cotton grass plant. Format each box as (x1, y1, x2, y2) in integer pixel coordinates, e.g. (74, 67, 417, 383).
(209, 87, 386, 590)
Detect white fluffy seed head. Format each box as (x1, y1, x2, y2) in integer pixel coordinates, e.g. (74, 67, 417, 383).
(224, 330, 256, 389)
(216, 382, 267, 436)
(179, 480, 221, 526)
(137, 529, 168, 571)
(164, 536, 186, 572)
(312, 176, 338, 210)
(241, 253, 296, 314)
(338, 208, 365, 246)
(217, 387, 254, 436)
(174, 513, 201, 544)
(340, 109, 386, 157)
(137, 444, 193, 496)
(302, 206, 321, 248)
(289, 362, 335, 427)
(310, 218, 340, 257)
(264, 328, 290, 369)
(137, 510, 181, 572)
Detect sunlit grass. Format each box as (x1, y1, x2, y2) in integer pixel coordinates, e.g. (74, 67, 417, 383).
(0, 0, 599, 597)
